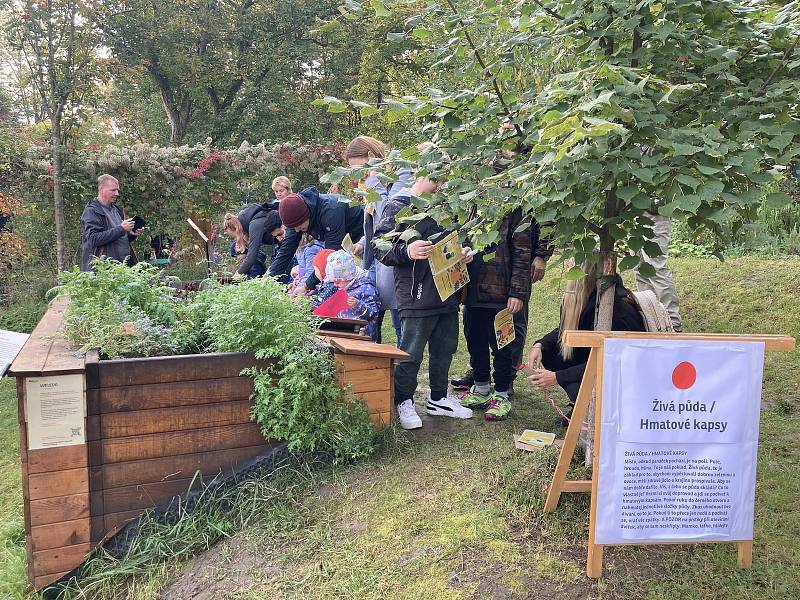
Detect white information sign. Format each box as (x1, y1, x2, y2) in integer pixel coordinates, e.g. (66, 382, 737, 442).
(25, 374, 86, 450)
(596, 339, 765, 544)
(0, 329, 29, 377)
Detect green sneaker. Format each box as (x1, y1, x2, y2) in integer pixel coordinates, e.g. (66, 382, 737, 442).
(485, 394, 512, 421)
(459, 386, 491, 409)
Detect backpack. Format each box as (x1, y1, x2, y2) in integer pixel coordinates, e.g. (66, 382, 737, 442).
(631, 290, 674, 333)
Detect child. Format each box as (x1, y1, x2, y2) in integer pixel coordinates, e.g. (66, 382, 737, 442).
(373, 151, 473, 429)
(293, 233, 324, 284)
(309, 249, 337, 308)
(458, 208, 532, 421)
(324, 250, 381, 338)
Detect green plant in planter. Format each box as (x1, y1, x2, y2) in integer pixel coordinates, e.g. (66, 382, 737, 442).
(55, 258, 195, 358)
(199, 276, 378, 462)
(56, 261, 377, 462)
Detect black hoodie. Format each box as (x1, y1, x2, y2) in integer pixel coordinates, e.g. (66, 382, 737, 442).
(373, 191, 461, 318)
(236, 202, 281, 275)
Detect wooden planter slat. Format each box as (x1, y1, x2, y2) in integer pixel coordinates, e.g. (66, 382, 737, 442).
(100, 444, 272, 489)
(31, 519, 91, 552)
(99, 399, 254, 438)
(9, 300, 407, 590)
(88, 376, 254, 414)
(102, 478, 204, 514)
(28, 469, 89, 501)
(92, 422, 265, 464)
(95, 352, 269, 387)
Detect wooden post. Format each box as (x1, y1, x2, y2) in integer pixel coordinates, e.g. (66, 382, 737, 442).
(586, 343, 604, 578)
(544, 349, 597, 512)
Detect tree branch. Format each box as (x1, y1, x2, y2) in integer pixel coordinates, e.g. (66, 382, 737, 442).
(442, 0, 524, 138)
(531, 0, 565, 21)
(755, 35, 798, 98)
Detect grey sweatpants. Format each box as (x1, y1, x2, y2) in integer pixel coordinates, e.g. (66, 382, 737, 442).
(636, 212, 683, 332)
(395, 312, 459, 404)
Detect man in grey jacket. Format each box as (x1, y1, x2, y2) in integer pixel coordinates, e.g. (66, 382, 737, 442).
(80, 175, 141, 271)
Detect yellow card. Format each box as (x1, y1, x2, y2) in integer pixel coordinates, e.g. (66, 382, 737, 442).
(494, 308, 515, 349)
(518, 429, 556, 447)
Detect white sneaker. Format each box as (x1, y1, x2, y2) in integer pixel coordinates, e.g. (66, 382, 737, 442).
(426, 395, 473, 419)
(397, 399, 423, 430)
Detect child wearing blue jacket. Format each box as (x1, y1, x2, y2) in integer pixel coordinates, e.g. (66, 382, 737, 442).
(325, 251, 381, 339)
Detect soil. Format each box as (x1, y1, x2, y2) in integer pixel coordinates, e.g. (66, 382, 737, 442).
(158, 534, 280, 600)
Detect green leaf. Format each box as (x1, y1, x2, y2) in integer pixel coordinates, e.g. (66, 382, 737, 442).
(697, 180, 724, 201)
(670, 143, 704, 156)
(370, 0, 391, 17)
(564, 266, 587, 280)
(618, 255, 639, 272)
(765, 192, 791, 209)
(638, 263, 656, 278)
(676, 174, 701, 189)
(579, 90, 614, 112)
(617, 186, 638, 202)
(399, 228, 422, 242)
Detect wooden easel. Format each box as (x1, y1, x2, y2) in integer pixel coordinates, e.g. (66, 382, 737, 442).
(543, 330, 796, 578)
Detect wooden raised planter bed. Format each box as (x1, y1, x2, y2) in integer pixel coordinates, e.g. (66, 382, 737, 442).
(9, 297, 406, 589)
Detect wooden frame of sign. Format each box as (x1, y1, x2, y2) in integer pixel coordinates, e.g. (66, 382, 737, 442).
(543, 330, 795, 579)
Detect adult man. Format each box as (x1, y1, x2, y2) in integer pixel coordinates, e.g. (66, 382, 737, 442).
(80, 175, 141, 271)
(269, 188, 364, 293)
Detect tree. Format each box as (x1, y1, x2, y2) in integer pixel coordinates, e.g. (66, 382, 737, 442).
(6, 0, 102, 271)
(321, 0, 800, 459)
(98, 0, 344, 145)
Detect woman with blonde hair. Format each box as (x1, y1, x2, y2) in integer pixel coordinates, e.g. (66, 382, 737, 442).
(271, 176, 293, 201)
(223, 213, 264, 278)
(343, 135, 413, 342)
(526, 259, 645, 418)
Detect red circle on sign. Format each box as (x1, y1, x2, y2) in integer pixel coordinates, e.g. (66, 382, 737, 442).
(672, 361, 697, 389)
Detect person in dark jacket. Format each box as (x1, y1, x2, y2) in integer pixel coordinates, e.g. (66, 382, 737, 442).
(271, 188, 364, 293)
(233, 202, 283, 276)
(374, 175, 474, 430)
(458, 208, 532, 421)
(80, 174, 142, 271)
(451, 218, 552, 392)
(526, 260, 645, 414)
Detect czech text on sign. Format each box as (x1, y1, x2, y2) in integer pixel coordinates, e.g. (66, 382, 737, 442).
(596, 339, 764, 544)
(428, 231, 469, 302)
(25, 374, 86, 450)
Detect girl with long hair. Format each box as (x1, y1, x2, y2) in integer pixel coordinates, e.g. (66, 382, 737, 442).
(223, 212, 267, 278)
(343, 135, 413, 343)
(526, 259, 645, 416)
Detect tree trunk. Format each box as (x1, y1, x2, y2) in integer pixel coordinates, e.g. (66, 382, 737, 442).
(50, 117, 68, 272)
(159, 88, 192, 146)
(585, 186, 619, 465)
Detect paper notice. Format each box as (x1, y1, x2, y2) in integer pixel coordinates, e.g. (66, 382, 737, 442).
(429, 231, 470, 301)
(0, 329, 29, 377)
(25, 374, 86, 450)
(494, 308, 516, 350)
(518, 429, 556, 447)
(341, 233, 362, 266)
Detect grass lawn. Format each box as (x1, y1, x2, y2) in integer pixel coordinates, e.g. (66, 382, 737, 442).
(1, 256, 799, 599)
